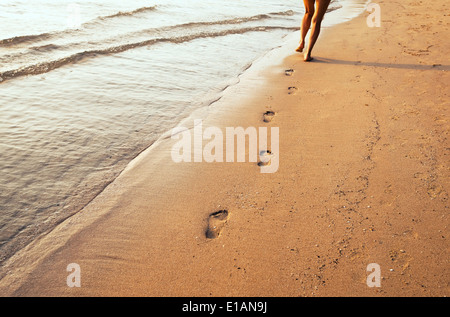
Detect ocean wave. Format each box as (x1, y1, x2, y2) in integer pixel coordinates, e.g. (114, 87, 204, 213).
(0, 6, 159, 47)
(0, 9, 294, 48)
(0, 33, 53, 47)
(0, 26, 297, 83)
(166, 11, 295, 30)
(96, 5, 158, 20)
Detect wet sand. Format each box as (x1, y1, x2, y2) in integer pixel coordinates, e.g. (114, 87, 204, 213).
(1, 0, 449, 296)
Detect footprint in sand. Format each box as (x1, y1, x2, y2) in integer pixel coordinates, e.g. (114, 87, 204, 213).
(288, 86, 298, 95)
(258, 150, 273, 166)
(285, 69, 294, 76)
(205, 210, 229, 239)
(263, 110, 275, 123)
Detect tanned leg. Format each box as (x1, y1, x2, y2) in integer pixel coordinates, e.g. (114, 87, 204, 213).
(296, 0, 315, 52)
(304, 0, 331, 61)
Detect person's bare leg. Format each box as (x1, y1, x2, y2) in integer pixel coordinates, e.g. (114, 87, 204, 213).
(304, 0, 331, 61)
(296, 0, 315, 52)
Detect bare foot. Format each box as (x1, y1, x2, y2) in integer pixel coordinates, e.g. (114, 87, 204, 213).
(304, 54, 314, 62)
(296, 43, 304, 52)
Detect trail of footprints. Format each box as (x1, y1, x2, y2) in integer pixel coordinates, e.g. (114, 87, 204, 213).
(204, 68, 296, 239)
(285, 69, 298, 94)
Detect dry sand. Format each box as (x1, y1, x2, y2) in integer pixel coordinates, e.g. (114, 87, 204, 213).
(0, 0, 448, 296)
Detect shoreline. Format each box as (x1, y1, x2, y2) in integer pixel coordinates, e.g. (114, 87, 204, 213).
(1, 0, 448, 296)
(0, 0, 367, 268)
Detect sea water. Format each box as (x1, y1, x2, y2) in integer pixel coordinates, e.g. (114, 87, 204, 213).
(0, 0, 368, 264)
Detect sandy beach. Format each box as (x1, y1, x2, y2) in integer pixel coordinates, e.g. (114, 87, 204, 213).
(1, 0, 448, 297)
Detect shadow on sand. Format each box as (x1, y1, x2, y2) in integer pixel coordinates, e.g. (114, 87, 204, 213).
(309, 57, 449, 71)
